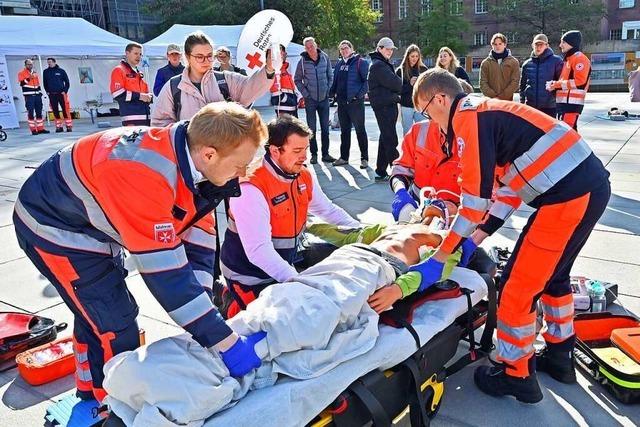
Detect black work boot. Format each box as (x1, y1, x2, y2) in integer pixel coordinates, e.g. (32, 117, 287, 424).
(474, 365, 543, 403)
(536, 347, 577, 384)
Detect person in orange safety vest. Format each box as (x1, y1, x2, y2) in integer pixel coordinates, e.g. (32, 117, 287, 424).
(13, 103, 269, 402)
(546, 30, 591, 130)
(18, 59, 49, 135)
(270, 45, 299, 117)
(412, 68, 610, 404)
(110, 42, 153, 126)
(220, 114, 360, 318)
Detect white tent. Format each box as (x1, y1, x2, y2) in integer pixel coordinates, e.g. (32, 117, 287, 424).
(0, 16, 134, 127)
(144, 24, 306, 107)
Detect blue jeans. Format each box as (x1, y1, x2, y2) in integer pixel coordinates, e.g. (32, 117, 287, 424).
(304, 98, 331, 157)
(400, 106, 425, 136)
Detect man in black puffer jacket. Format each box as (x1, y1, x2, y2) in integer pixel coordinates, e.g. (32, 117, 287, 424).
(519, 34, 563, 117)
(368, 37, 403, 181)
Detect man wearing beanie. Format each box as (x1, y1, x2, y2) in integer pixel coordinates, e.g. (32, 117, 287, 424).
(547, 30, 591, 130)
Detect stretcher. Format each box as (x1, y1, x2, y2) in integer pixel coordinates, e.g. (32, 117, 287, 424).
(204, 267, 495, 427)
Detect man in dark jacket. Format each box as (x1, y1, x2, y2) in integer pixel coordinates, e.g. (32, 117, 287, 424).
(295, 37, 335, 164)
(329, 40, 370, 169)
(153, 44, 185, 96)
(519, 34, 563, 117)
(368, 37, 403, 181)
(43, 57, 72, 132)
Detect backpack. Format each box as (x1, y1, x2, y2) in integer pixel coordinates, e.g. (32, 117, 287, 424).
(170, 71, 231, 119)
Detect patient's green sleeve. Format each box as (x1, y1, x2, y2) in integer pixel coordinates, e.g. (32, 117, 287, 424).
(306, 223, 387, 247)
(395, 249, 462, 298)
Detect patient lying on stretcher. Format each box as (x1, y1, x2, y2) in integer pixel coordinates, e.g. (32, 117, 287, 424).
(307, 199, 465, 314)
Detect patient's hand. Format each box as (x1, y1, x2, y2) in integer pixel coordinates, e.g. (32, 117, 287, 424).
(368, 284, 403, 314)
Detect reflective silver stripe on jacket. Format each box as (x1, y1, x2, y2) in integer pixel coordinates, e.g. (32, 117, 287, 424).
(109, 133, 178, 195)
(227, 218, 299, 250)
(501, 124, 591, 203)
(450, 214, 477, 238)
(132, 246, 188, 273)
(168, 292, 214, 327)
(416, 121, 429, 149)
(14, 199, 116, 255)
(460, 194, 491, 212)
(181, 226, 216, 250)
(220, 261, 275, 286)
(193, 270, 214, 291)
(390, 164, 414, 178)
(58, 146, 123, 244)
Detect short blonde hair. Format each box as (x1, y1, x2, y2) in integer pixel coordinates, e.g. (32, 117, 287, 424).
(187, 102, 267, 154)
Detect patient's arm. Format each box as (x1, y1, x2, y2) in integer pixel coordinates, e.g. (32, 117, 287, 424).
(306, 223, 387, 247)
(368, 249, 461, 314)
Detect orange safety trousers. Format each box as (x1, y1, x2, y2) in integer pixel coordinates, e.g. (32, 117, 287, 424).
(496, 182, 610, 377)
(558, 111, 580, 131)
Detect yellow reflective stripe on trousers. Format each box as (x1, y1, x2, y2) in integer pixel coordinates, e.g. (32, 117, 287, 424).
(132, 246, 188, 273)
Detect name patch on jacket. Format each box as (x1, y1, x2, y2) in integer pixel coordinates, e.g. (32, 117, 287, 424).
(154, 223, 176, 243)
(271, 192, 289, 205)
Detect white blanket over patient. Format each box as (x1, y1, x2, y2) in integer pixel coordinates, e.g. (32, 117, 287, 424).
(103, 244, 487, 426)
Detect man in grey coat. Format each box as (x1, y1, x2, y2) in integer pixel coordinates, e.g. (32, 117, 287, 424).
(295, 37, 335, 164)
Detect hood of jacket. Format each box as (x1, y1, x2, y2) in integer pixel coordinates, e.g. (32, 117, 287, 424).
(300, 49, 325, 61)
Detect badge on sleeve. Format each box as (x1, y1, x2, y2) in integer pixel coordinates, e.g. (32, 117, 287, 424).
(576, 63, 584, 71)
(456, 137, 465, 156)
(154, 223, 176, 243)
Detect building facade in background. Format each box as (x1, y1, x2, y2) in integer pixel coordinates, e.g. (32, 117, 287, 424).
(3, 0, 159, 42)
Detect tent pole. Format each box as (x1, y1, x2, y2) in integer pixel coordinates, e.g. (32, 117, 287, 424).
(37, 55, 50, 126)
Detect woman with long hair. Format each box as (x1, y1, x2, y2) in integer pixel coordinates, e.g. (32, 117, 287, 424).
(396, 44, 428, 135)
(436, 46, 471, 85)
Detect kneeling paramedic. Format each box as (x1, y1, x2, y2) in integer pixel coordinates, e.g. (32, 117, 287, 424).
(410, 68, 610, 403)
(13, 103, 268, 402)
(220, 114, 360, 317)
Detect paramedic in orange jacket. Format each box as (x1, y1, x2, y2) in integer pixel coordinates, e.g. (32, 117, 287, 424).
(110, 43, 153, 126)
(18, 59, 49, 135)
(546, 31, 591, 130)
(13, 103, 268, 402)
(411, 68, 610, 403)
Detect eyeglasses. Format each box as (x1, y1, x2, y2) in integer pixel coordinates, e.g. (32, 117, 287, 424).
(420, 94, 438, 120)
(190, 54, 214, 63)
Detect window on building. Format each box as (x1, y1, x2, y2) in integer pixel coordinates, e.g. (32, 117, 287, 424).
(399, 0, 408, 20)
(371, 0, 383, 22)
(475, 0, 488, 13)
(619, 0, 634, 8)
(610, 29, 623, 40)
(504, 31, 518, 44)
(628, 29, 640, 40)
(504, 0, 517, 10)
(474, 32, 487, 46)
(450, 0, 463, 15)
(421, 0, 432, 14)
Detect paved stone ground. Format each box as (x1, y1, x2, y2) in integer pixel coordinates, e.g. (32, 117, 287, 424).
(0, 93, 639, 426)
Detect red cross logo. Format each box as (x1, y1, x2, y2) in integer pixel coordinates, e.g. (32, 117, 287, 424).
(246, 52, 264, 69)
(158, 231, 173, 243)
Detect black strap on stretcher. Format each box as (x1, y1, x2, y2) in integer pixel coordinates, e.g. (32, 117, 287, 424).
(349, 380, 391, 427)
(445, 274, 498, 377)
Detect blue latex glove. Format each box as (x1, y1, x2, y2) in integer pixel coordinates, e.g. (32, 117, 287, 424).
(459, 239, 478, 268)
(392, 188, 418, 221)
(408, 257, 445, 292)
(220, 331, 267, 377)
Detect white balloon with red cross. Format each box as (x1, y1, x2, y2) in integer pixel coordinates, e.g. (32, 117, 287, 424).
(236, 9, 294, 76)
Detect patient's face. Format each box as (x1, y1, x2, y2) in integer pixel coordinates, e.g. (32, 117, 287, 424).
(270, 134, 309, 174)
